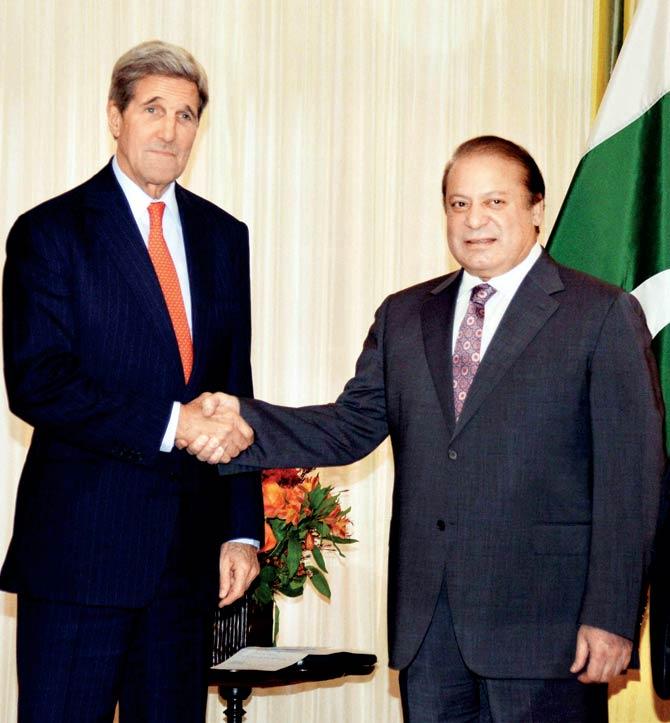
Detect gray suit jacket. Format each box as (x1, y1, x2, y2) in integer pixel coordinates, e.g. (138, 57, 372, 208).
(224, 251, 665, 676)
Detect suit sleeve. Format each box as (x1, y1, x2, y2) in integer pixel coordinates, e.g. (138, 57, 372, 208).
(213, 222, 264, 542)
(579, 292, 666, 639)
(3, 212, 173, 464)
(220, 297, 392, 474)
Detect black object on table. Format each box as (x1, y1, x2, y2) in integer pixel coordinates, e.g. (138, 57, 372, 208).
(209, 650, 377, 722)
(209, 593, 376, 721)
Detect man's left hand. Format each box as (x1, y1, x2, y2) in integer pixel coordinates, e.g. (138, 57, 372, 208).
(570, 624, 632, 683)
(218, 541, 260, 607)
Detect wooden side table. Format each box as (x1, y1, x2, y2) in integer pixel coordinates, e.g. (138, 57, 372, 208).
(209, 650, 377, 722)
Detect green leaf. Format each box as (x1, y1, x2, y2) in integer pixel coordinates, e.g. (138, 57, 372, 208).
(259, 565, 277, 583)
(329, 535, 356, 544)
(314, 497, 337, 518)
(311, 545, 327, 572)
(287, 537, 302, 578)
(253, 581, 274, 606)
(316, 522, 331, 538)
(267, 519, 288, 552)
(268, 517, 282, 530)
(280, 586, 303, 598)
(308, 567, 331, 599)
(269, 517, 286, 537)
(308, 486, 328, 510)
(280, 577, 306, 597)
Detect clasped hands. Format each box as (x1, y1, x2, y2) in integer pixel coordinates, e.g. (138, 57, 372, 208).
(175, 391, 246, 464)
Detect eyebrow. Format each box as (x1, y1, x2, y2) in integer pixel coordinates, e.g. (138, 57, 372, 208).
(448, 190, 511, 199)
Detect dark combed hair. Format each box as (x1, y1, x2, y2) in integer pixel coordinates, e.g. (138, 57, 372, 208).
(441, 135, 545, 209)
(108, 40, 209, 118)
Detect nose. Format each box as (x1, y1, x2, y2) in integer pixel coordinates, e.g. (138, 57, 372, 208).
(465, 205, 486, 229)
(158, 115, 177, 143)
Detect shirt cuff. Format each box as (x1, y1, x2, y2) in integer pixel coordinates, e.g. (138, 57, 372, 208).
(160, 402, 182, 452)
(227, 538, 260, 548)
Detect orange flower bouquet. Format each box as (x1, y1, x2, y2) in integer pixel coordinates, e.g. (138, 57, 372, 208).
(252, 468, 356, 610)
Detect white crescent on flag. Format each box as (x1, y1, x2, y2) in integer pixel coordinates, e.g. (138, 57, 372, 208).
(632, 269, 670, 339)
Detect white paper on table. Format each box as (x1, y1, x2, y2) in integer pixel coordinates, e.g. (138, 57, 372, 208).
(211, 646, 347, 672)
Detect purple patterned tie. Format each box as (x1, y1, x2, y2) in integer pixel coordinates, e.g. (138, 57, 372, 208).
(452, 283, 497, 420)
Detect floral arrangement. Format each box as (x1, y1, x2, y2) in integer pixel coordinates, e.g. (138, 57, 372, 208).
(252, 468, 355, 608)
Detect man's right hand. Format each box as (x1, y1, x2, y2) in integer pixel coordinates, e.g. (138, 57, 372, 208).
(175, 392, 251, 464)
(570, 624, 632, 683)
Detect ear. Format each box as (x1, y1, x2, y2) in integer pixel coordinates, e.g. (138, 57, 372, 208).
(531, 198, 545, 228)
(107, 101, 122, 139)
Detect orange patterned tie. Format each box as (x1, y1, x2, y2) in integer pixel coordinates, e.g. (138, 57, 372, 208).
(147, 202, 193, 383)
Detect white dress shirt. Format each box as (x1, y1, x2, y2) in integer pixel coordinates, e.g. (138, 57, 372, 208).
(451, 243, 543, 357)
(112, 157, 188, 452)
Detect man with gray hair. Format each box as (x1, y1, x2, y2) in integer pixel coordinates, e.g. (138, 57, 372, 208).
(2, 41, 262, 721)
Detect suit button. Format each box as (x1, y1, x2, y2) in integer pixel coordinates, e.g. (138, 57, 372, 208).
(448, 449, 458, 460)
(436, 519, 446, 531)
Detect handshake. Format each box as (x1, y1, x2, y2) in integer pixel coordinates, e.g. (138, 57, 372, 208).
(174, 392, 249, 464)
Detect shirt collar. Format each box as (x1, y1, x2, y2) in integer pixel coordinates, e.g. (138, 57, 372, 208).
(458, 243, 543, 298)
(112, 155, 180, 227)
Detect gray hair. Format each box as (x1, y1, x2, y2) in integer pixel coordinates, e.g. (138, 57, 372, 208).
(108, 40, 209, 118)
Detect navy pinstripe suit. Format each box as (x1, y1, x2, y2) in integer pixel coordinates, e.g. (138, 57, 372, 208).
(2, 162, 263, 720)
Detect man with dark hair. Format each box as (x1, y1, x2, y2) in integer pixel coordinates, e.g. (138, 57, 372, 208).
(441, 135, 546, 202)
(186, 136, 665, 721)
(2, 40, 262, 722)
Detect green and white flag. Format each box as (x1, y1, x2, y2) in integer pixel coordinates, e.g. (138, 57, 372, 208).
(547, 0, 670, 452)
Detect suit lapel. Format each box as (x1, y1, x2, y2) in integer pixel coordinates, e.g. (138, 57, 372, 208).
(453, 252, 564, 435)
(83, 164, 183, 380)
(176, 185, 215, 390)
(420, 271, 462, 436)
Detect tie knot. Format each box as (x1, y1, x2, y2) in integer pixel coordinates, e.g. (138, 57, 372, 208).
(470, 283, 496, 307)
(148, 202, 166, 227)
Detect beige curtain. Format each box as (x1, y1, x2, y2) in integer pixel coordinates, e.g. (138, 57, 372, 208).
(3, 1, 650, 721)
